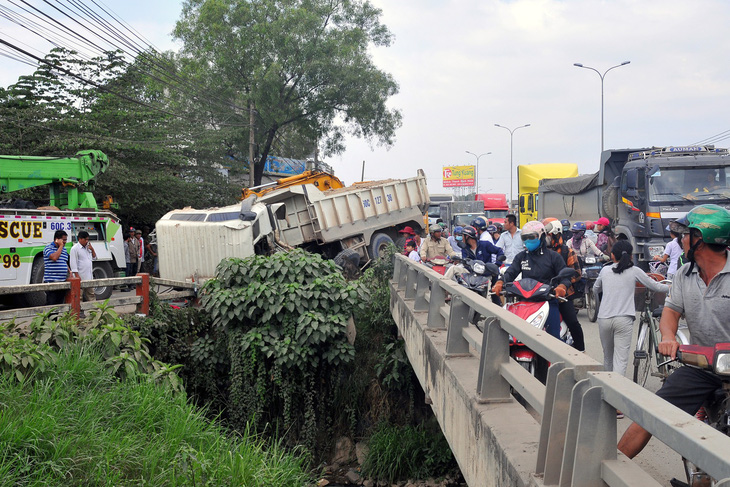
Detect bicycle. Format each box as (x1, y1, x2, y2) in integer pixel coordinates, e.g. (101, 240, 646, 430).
(632, 273, 688, 386)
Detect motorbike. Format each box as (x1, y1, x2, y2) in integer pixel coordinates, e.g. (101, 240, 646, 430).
(575, 255, 605, 322)
(423, 255, 452, 275)
(663, 343, 730, 487)
(502, 268, 576, 377)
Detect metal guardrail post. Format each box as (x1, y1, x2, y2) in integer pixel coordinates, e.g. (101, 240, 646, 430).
(569, 386, 616, 486)
(405, 266, 418, 300)
(445, 295, 470, 356)
(426, 280, 446, 329)
(414, 272, 430, 311)
(66, 276, 81, 317)
(136, 273, 150, 315)
(476, 316, 512, 403)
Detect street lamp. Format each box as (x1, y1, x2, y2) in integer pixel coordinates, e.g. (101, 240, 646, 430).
(494, 124, 530, 205)
(465, 151, 491, 194)
(573, 61, 630, 152)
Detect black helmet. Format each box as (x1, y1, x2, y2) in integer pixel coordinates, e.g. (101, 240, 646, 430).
(462, 225, 478, 240)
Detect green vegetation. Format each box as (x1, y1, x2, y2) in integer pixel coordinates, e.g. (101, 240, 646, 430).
(0, 307, 312, 486)
(362, 421, 458, 483)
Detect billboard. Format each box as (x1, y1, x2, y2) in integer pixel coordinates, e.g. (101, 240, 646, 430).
(443, 165, 475, 187)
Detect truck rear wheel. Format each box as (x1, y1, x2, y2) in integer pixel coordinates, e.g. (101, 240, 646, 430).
(92, 262, 114, 300)
(369, 233, 394, 260)
(334, 248, 361, 279)
(602, 185, 619, 221)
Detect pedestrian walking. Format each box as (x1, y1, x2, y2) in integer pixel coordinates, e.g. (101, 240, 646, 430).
(592, 240, 669, 377)
(43, 230, 69, 305)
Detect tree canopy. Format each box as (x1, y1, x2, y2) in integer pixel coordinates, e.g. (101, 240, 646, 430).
(173, 0, 402, 185)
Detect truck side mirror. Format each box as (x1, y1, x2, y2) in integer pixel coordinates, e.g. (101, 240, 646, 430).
(519, 196, 525, 213)
(626, 168, 639, 190)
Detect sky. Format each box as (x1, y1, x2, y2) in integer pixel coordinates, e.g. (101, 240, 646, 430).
(2, 0, 730, 200)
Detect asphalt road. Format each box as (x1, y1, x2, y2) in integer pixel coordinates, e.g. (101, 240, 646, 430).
(577, 307, 687, 485)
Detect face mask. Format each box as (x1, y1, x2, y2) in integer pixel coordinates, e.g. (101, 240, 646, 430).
(524, 238, 541, 252)
(455, 235, 463, 241)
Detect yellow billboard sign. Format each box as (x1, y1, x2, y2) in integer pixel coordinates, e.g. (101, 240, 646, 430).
(443, 165, 475, 187)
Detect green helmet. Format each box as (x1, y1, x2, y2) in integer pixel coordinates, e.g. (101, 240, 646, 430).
(676, 204, 730, 245)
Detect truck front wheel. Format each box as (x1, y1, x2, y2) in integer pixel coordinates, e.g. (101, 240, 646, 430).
(369, 233, 394, 260)
(92, 262, 114, 300)
(16, 257, 46, 307)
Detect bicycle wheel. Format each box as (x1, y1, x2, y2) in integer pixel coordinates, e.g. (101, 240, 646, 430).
(633, 317, 654, 387)
(587, 290, 599, 322)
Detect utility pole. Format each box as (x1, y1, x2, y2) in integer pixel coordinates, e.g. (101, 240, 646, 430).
(248, 99, 256, 187)
(361, 160, 365, 182)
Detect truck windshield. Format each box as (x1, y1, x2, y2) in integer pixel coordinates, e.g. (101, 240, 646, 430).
(453, 213, 483, 227)
(485, 210, 508, 219)
(648, 167, 730, 203)
(428, 204, 441, 219)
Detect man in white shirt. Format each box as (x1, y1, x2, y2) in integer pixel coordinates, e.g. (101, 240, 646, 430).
(495, 214, 524, 264)
(69, 230, 97, 302)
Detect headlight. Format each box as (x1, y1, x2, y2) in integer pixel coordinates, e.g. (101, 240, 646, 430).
(529, 312, 545, 328)
(585, 256, 596, 264)
(715, 352, 730, 376)
(473, 262, 486, 275)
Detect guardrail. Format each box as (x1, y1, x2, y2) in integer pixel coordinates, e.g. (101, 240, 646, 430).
(0, 275, 197, 321)
(392, 254, 730, 486)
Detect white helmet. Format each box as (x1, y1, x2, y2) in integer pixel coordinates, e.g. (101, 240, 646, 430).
(522, 220, 546, 240)
(543, 219, 562, 236)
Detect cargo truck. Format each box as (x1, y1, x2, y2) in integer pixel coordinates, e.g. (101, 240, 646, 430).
(536, 146, 730, 266)
(427, 193, 454, 225)
(438, 200, 485, 234)
(517, 164, 579, 226)
(475, 193, 509, 224)
(156, 170, 430, 281)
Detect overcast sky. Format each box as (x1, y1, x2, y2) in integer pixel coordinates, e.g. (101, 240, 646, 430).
(2, 0, 729, 198)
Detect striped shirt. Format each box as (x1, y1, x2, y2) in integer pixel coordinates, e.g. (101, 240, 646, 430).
(43, 242, 69, 282)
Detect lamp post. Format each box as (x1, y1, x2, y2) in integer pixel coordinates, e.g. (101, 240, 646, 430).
(465, 151, 491, 194)
(573, 61, 630, 152)
(494, 124, 530, 206)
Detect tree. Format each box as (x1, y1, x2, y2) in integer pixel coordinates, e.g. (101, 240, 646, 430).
(173, 0, 402, 186)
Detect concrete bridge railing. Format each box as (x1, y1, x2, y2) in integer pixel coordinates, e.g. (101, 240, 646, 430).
(390, 253, 730, 487)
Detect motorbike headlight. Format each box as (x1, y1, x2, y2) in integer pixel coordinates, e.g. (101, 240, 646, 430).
(586, 256, 596, 264)
(715, 352, 730, 376)
(529, 312, 545, 328)
(473, 262, 486, 275)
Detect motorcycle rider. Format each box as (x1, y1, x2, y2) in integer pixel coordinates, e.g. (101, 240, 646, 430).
(593, 217, 616, 254)
(491, 220, 572, 339)
(420, 224, 458, 262)
(566, 221, 608, 263)
(543, 218, 586, 352)
(448, 226, 464, 253)
(471, 216, 494, 244)
(561, 219, 573, 243)
(460, 225, 504, 264)
(618, 204, 730, 460)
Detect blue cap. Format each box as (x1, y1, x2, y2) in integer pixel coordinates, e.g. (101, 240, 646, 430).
(454, 226, 463, 234)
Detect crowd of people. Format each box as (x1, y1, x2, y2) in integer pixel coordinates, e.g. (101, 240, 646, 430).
(399, 203, 730, 447)
(41, 224, 159, 306)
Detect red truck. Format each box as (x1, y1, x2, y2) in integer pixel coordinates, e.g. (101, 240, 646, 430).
(475, 193, 509, 224)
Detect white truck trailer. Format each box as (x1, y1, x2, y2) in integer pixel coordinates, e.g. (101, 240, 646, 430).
(156, 170, 430, 281)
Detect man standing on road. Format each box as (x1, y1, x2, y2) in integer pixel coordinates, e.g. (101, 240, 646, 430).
(618, 204, 730, 459)
(496, 214, 524, 264)
(69, 230, 97, 303)
(43, 230, 69, 305)
(127, 228, 138, 277)
(135, 229, 145, 274)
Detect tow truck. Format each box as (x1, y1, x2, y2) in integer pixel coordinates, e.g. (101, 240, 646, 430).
(0, 150, 125, 305)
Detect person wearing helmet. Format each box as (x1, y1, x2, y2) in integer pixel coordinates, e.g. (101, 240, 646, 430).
(495, 214, 524, 264)
(470, 216, 493, 244)
(459, 225, 504, 265)
(566, 221, 607, 263)
(448, 226, 464, 254)
(543, 219, 585, 352)
(619, 204, 730, 459)
(593, 217, 616, 254)
(560, 219, 572, 243)
(491, 220, 572, 339)
(420, 223, 458, 262)
(436, 220, 450, 238)
(486, 224, 500, 244)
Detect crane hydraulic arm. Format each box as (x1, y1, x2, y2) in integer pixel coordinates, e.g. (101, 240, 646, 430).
(0, 149, 109, 210)
(241, 170, 345, 199)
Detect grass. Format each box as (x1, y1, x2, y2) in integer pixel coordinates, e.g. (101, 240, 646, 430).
(0, 344, 313, 486)
(361, 420, 458, 483)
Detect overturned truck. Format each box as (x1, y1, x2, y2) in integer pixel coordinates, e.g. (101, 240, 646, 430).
(156, 170, 430, 281)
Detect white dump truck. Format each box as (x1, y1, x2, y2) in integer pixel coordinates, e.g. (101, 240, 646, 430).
(156, 170, 430, 281)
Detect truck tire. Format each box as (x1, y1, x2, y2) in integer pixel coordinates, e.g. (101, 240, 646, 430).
(16, 257, 46, 307)
(369, 233, 394, 260)
(92, 262, 114, 300)
(602, 185, 619, 221)
(334, 248, 361, 279)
